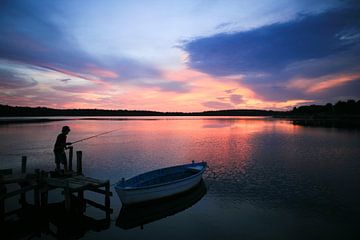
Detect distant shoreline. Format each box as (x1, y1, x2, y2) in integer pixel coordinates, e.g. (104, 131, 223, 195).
(0, 104, 279, 118)
(1, 100, 360, 128)
(0, 116, 270, 125)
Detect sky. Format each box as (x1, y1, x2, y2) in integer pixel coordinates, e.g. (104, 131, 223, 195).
(0, 0, 359, 111)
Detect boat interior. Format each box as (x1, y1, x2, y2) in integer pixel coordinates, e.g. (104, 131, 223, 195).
(122, 163, 205, 188)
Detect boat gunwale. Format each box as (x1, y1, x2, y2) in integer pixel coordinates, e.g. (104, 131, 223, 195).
(115, 162, 207, 191)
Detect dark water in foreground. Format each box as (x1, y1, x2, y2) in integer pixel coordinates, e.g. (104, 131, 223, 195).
(1, 117, 360, 239)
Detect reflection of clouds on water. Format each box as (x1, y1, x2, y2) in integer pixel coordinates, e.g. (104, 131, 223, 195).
(1, 117, 360, 239)
(204, 128, 360, 221)
(202, 121, 233, 128)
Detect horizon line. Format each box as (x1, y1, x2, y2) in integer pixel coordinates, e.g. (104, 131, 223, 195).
(0, 103, 282, 114)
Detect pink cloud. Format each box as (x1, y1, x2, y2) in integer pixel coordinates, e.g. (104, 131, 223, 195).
(229, 94, 244, 104)
(307, 73, 360, 93)
(202, 101, 234, 109)
(288, 73, 360, 93)
(86, 65, 119, 79)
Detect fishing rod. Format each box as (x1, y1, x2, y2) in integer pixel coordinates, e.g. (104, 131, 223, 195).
(12, 129, 119, 152)
(70, 129, 119, 145)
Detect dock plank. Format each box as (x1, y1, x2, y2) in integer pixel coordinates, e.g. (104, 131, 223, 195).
(73, 176, 107, 184)
(0, 183, 37, 200)
(45, 176, 108, 192)
(2, 173, 30, 184)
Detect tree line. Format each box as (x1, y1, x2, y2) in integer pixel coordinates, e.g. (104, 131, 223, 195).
(1, 99, 359, 117)
(291, 99, 360, 115)
(0, 104, 276, 117)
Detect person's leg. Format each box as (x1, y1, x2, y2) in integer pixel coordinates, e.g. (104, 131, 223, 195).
(54, 152, 61, 171)
(60, 151, 68, 171)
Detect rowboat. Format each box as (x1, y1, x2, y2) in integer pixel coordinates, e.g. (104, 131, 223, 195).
(115, 161, 207, 205)
(117, 180, 207, 229)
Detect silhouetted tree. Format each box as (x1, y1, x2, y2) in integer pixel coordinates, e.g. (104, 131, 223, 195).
(292, 99, 360, 115)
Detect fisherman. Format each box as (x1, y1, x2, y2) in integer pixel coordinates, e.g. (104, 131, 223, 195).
(54, 126, 72, 172)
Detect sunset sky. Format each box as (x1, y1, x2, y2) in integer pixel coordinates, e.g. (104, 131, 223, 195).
(0, 0, 359, 111)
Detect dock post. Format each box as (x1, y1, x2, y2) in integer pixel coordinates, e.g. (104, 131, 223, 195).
(40, 171, 48, 208)
(76, 151, 83, 175)
(78, 190, 85, 213)
(34, 169, 40, 208)
(105, 180, 110, 220)
(64, 180, 71, 212)
(21, 156, 27, 173)
(20, 156, 27, 206)
(0, 175, 5, 222)
(68, 146, 73, 171)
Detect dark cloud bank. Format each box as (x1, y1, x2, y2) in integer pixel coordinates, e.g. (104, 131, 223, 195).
(183, 5, 360, 103)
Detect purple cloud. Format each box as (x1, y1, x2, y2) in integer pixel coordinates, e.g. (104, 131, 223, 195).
(202, 101, 233, 109)
(0, 1, 162, 84)
(183, 5, 360, 103)
(229, 94, 244, 104)
(0, 69, 37, 89)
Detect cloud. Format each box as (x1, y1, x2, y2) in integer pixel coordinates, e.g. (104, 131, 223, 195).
(52, 85, 100, 93)
(288, 73, 360, 94)
(229, 94, 244, 104)
(224, 88, 237, 94)
(183, 7, 360, 76)
(0, 0, 161, 85)
(0, 87, 85, 108)
(59, 78, 71, 83)
(0, 68, 37, 88)
(140, 80, 191, 93)
(182, 6, 360, 102)
(202, 101, 233, 110)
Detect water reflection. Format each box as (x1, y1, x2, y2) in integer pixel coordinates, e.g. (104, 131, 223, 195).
(292, 118, 360, 129)
(1, 117, 360, 239)
(1, 200, 110, 240)
(116, 180, 207, 230)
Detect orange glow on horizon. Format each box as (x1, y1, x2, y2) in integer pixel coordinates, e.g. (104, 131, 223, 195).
(1, 61, 345, 112)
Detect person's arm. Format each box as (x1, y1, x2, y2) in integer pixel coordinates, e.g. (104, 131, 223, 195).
(65, 142, 72, 149)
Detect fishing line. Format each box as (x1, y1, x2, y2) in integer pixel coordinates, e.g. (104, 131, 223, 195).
(71, 129, 119, 145)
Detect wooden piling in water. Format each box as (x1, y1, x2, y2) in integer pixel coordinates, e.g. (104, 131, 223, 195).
(40, 171, 48, 207)
(20, 156, 27, 206)
(21, 156, 27, 173)
(64, 180, 71, 212)
(34, 169, 40, 208)
(1, 149, 113, 220)
(76, 151, 83, 175)
(105, 180, 111, 220)
(0, 175, 5, 222)
(68, 146, 73, 171)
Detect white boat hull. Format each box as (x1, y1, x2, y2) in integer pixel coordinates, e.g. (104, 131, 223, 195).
(115, 162, 207, 205)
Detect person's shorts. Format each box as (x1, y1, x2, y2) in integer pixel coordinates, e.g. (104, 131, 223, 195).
(54, 151, 67, 164)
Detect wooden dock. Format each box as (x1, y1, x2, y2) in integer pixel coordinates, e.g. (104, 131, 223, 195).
(0, 147, 113, 222)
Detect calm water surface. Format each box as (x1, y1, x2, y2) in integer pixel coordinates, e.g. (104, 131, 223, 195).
(1, 117, 360, 239)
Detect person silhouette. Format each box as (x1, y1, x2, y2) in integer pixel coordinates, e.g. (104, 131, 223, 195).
(54, 126, 72, 172)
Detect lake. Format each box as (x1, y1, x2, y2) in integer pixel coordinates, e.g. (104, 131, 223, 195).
(1, 116, 360, 239)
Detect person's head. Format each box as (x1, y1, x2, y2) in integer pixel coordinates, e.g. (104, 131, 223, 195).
(62, 126, 71, 134)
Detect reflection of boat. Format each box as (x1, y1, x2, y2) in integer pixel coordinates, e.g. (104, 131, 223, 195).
(115, 161, 207, 204)
(116, 180, 207, 229)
